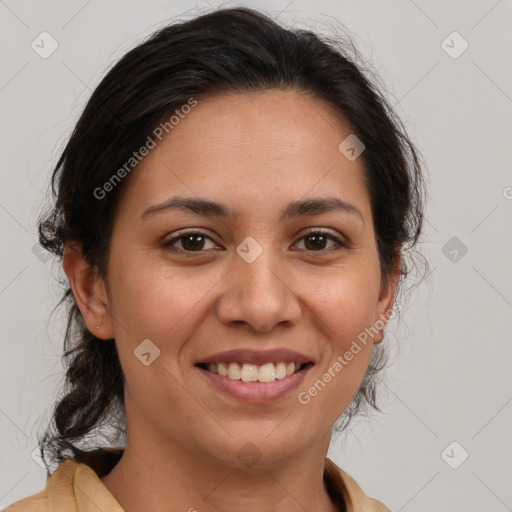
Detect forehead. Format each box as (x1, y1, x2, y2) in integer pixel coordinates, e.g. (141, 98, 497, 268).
(115, 89, 371, 223)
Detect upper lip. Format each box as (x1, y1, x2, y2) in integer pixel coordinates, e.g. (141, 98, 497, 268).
(196, 348, 315, 366)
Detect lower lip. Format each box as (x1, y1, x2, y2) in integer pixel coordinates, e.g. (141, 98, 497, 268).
(195, 364, 313, 403)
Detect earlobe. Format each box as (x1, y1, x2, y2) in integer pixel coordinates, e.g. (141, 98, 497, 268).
(62, 242, 114, 339)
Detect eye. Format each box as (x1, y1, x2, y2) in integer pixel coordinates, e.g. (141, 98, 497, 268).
(292, 229, 347, 252)
(163, 228, 348, 256)
(163, 231, 219, 254)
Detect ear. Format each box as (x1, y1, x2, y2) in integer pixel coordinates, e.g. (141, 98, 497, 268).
(373, 254, 401, 344)
(62, 242, 114, 340)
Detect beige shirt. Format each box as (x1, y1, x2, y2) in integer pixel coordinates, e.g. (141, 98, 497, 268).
(5, 450, 390, 512)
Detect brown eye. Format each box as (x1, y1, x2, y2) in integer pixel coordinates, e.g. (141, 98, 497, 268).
(293, 230, 347, 252)
(163, 231, 218, 253)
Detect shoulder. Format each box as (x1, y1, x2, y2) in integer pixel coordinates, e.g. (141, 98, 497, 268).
(3, 460, 79, 511)
(325, 457, 391, 512)
(4, 449, 124, 512)
(3, 488, 49, 512)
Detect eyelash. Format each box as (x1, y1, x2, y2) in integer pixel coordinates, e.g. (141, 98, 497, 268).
(162, 228, 348, 256)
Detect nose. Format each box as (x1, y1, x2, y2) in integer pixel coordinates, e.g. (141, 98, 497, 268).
(215, 245, 303, 333)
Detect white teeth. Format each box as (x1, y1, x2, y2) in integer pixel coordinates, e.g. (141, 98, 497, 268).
(240, 364, 258, 382)
(203, 361, 306, 382)
(227, 362, 241, 380)
(275, 362, 287, 379)
(258, 363, 276, 382)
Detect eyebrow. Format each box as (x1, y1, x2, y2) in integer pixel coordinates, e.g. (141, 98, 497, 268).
(141, 195, 365, 226)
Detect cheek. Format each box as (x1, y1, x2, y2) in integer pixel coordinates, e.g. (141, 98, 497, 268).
(109, 256, 188, 329)
(107, 256, 225, 363)
(304, 264, 379, 405)
(106, 260, 203, 410)
(310, 262, 381, 341)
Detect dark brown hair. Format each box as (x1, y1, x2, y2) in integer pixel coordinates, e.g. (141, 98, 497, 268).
(37, 6, 427, 472)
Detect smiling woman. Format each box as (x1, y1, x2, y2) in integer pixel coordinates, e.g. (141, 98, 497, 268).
(6, 6, 427, 512)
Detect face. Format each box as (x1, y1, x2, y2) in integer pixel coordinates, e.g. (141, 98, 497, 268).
(83, 89, 398, 467)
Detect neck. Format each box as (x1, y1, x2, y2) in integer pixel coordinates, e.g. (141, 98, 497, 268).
(100, 430, 339, 512)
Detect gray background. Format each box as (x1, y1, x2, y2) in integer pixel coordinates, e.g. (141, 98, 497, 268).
(1, 1, 511, 511)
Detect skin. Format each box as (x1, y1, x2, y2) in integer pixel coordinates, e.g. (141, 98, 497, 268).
(63, 89, 400, 512)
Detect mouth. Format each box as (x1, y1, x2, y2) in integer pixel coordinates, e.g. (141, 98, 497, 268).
(194, 361, 315, 403)
(195, 361, 314, 383)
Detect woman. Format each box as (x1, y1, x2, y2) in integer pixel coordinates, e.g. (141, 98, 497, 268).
(6, 7, 426, 512)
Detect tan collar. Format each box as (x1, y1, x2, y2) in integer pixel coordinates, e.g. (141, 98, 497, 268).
(6, 449, 390, 512)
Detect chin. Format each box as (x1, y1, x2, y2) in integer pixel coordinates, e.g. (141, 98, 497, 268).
(201, 429, 311, 470)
